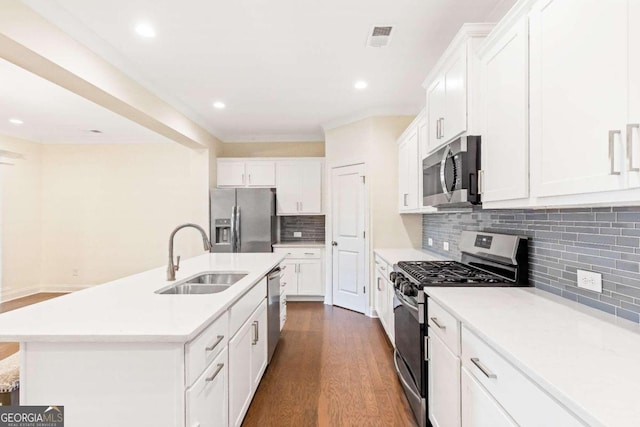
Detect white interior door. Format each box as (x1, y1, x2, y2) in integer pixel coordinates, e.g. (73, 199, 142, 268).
(331, 163, 366, 314)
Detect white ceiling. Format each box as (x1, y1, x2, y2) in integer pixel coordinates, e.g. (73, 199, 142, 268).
(23, 0, 515, 142)
(0, 58, 172, 144)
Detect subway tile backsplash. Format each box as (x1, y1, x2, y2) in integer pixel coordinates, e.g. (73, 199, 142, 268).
(280, 216, 325, 242)
(422, 207, 640, 323)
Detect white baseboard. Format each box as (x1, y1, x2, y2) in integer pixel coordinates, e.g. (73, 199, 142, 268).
(286, 295, 325, 302)
(0, 284, 93, 303)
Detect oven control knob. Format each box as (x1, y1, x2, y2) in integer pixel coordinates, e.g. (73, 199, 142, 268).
(389, 272, 397, 282)
(404, 286, 418, 297)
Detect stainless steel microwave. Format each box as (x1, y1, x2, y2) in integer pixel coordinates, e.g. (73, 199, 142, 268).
(422, 136, 481, 207)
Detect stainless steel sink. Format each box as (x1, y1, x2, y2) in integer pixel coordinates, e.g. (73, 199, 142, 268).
(156, 272, 248, 295)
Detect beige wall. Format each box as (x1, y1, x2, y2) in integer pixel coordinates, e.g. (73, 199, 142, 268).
(39, 143, 209, 287)
(0, 135, 43, 300)
(219, 141, 325, 158)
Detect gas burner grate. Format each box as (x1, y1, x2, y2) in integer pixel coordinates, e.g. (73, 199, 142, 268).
(397, 260, 504, 285)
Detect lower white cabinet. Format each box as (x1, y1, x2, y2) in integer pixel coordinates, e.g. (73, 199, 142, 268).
(186, 348, 229, 427)
(273, 247, 325, 297)
(428, 331, 461, 427)
(229, 299, 268, 427)
(373, 255, 394, 344)
(461, 367, 516, 427)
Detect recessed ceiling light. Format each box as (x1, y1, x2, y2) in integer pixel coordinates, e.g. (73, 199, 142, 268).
(354, 81, 368, 90)
(135, 22, 156, 38)
(213, 102, 226, 109)
(8, 118, 23, 125)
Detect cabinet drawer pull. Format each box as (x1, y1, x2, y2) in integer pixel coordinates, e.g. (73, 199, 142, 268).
(205, 363, 225, 382)
(609, 130, 622, 175)
(470, 357, 497, 379)
(252, 321, 259, 345)
(304, 252, 314, 255)
(430, 317, 446, 330)
(628, 124, 640, 172)
(205, 335, 224, 352)
(377, 277, 382, 291)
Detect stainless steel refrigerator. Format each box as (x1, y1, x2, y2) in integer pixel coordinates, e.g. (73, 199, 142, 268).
(210, 188, 277, 253)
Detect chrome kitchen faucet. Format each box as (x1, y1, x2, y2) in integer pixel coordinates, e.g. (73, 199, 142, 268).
(167, 223, 212, 281)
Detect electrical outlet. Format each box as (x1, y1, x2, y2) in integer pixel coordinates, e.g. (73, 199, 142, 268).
(428, 238, 433, 247)
(293, 231, 302, 238)
(443, 242, 449, 251)
(577, 270, 602, 293)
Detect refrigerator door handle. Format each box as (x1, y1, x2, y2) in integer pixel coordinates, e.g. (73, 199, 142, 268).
(230, 206, 237, 252)
(235, 206, 241, 252)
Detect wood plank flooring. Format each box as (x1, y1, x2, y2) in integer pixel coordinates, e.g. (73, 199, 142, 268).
(242, 302, 417, 427)
(0, 293, 66, 359)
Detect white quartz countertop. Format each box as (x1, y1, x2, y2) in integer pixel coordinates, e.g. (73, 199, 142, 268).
(0, 253, 285, 343)
(425, 287, 640, 427)
(272, 242, 325, 248)
(374, 248, 449, 266)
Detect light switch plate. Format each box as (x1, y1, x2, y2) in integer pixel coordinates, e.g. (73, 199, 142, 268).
(293, 231, 302, 238)
(428, 238, 433, 246)
(577, 269, 602, 293)
(443, 242, 449, 251)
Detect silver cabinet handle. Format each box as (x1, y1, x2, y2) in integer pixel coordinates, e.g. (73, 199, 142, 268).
(304, 252, 314, 255)
(377, 277, 382, 291)
(436, 118, 441, 139)
(610, 130, 622, 175)
(470, 357, 497, 379)
(628, 124, 640, 172)
(242, 173, 245, 184)
(205, 335, 224, 352)
(374, 260, 380, 265)
(252, 321, 259, 345)
(430, 317, 446, 330)
(299, 202, 303, 211)
(403, 193, 408, 206)
(380, 265, 386, 271)
(205, 363, 225, 382)
(478, 169, 485, 195)
(440, 117, 444, 139)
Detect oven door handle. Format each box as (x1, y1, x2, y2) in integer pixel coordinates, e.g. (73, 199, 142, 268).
(394, 289, 423, 323)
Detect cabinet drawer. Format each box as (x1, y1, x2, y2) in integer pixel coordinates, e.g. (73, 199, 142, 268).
(186, 346, 228, 427)
(186, 312, 229, 386)
(428, 298, 461, 355)
(273, 247, 323, 259)
(373, 255, 390, 276)
(462, 327, 583, 427)
(229, 278, 267, 337)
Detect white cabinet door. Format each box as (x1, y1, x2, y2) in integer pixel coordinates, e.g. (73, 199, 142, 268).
(384, 277, 395, 344)
(299, 160, 323, 213)
(374, 269, 384, 319)
(428, 76, 446, 152)
(281, 261, 298, 296)
(186, 348, 228, 427)
(418, 114, 429, 160)
(229, 316, 253, 427)
(275, 162, 300, 214)
(444, 50, 467, 141)
(250, 300, 268, 390)
(297, 260, 324, 295)
(246, 161, 275, 187)
(628, 0, 640, 188)
(481, 16, 529, 203)
(398, 129, 419, 212)
(217, 161, 246, 187)
(429, 331, 461, 427)
(529, 0, 628, 198)
(461, 367, 516, 427)
(398, 138, 409, 211)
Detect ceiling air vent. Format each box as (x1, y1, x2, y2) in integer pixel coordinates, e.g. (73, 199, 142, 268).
(367, 25, 394, 48)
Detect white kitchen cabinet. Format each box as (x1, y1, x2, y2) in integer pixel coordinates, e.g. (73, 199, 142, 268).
(461, 367, 516, 427)
(423, 24, 493, 153)
(429, 330, 461, 427)
(186, 348, 228, 427)
(398, 127, 420, 212)
(529, 0, 628, 198)
(276, 159, 323, 215)
(217, 159, 275, 188)
(229, 299, 268, 427)
(373, 255, 394, 344)
(478, 11, 530, 205)
(627, 0, 640, 189)
(273, 247, 325, 298)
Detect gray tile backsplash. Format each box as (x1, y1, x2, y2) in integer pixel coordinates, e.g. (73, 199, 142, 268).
(422, 207, 640, 323)
(280, 216, 325, 242)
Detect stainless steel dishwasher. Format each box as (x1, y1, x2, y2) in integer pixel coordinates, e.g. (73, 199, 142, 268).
(266, 266, 281, 362)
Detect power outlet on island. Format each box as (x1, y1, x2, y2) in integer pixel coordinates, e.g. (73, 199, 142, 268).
(577, 269, 602, 293)
(293, 231, 302, 238)
(428, 238, 433, 246)
(443, 242, 449, 251)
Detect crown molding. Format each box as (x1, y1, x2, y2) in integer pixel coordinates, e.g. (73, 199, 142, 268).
(221, 133, 324, 143)
(321, 105, 419, 132)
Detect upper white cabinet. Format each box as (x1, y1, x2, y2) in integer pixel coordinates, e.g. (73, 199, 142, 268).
(477, 7, 530, 206)
(423, 24, 494, 154)
(276, 159, 323, 215)
(529, 0, 629, 198)
(217, 159, 276, 187)
(626, 0, 640, 189)
(398, 126, 420, 212)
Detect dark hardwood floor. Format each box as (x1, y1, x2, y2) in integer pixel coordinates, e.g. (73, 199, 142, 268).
(242, 302, 417, 427)
(0, 293, 66, 359)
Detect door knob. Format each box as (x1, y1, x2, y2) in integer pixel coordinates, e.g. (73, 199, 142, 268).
(331, 241, 338, 246)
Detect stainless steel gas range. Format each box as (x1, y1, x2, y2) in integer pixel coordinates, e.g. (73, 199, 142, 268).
(390, 231, 529, 427)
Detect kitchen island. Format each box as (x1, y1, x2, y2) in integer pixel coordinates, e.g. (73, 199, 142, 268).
(0, 252, 285, 427)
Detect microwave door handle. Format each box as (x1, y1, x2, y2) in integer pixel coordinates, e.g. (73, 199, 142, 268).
(440, 147, 452, 201)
